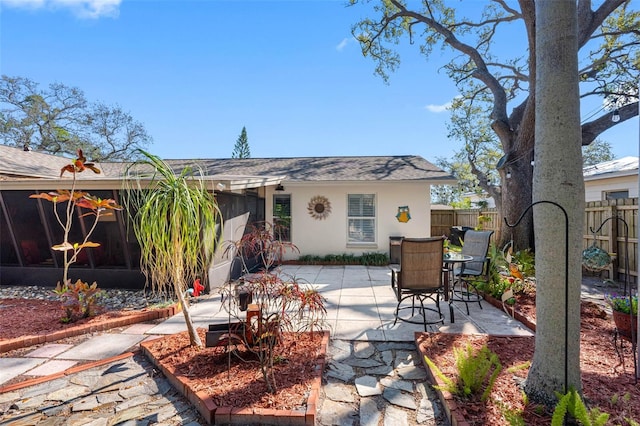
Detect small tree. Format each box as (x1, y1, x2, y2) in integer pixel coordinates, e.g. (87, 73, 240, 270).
(30, 149, 123, 322)
(231, 126, 251, 158)
(221, 222, 327, 393)
(122, 150, 222, 347)
(30, 149, 123, 286)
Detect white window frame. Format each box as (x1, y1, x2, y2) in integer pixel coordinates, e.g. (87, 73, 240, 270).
(347, 193, 376, 244)
(603, 190, 629, 201)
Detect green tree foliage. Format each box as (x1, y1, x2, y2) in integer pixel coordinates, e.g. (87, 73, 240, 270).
(0, 75, 151, 161)
(431, 100, 503, 207)
(351, 0, 639, 250)
(232, 126, 251, 158)
(582, 139, 615, 167)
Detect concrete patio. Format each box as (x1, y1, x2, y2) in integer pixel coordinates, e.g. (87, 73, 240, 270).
(147, 264, 534, 341)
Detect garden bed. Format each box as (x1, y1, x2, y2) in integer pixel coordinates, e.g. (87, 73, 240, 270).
(141, 329, 329, 425)
(418, 300, 640, 425)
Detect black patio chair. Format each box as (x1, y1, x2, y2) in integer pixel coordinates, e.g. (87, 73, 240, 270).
(452, 230, 494, 315)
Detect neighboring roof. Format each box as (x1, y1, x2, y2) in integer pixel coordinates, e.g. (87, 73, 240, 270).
(583, 156, 639, 180)
(0, 145, 456, 188)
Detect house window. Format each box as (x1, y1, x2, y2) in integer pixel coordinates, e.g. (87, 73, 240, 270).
(348, 194, 376, 243)
(604, 190, 629, 200)
(273, 194, 291, 242)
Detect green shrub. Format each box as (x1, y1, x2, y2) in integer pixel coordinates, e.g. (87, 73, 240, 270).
(360, 252, 389, 265)
(552, 388, 609, 426)
(424, 342, 502, 402)
(512, 249, 535, 276)
(295, 252, 389, 266)
(53, 279, 104, 323)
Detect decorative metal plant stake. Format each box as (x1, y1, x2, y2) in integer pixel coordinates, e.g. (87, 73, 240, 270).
(504, 200, 569, 393)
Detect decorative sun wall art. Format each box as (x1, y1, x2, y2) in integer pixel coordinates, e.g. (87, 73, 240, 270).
(308, 195, 332, 220)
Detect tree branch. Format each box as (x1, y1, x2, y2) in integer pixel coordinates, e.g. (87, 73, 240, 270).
(581, 101, 639, 145)
(388, 0, 510, 129)
(577, 0, 627, 47)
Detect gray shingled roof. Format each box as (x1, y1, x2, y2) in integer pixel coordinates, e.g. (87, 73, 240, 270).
(0, 145, 454, 184)
(0, 145, 73, 180)
(162, 156, 454, 182)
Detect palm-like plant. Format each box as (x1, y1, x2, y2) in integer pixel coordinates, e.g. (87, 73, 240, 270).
(122, 150, 222, 347)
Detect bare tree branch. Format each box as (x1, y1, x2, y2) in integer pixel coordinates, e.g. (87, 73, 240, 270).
(581, 101, 639, 145)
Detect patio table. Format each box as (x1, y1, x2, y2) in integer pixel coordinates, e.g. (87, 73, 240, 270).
(443, 252, 473, 302)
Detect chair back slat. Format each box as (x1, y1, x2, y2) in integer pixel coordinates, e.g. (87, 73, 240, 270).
(399, 237, 444, 290)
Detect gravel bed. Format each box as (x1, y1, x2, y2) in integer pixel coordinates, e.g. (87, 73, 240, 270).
(0, 285, 173, 311)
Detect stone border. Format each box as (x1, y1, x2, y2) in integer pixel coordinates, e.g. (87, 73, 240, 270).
(140, 330, 330, 425)
(0, 351, 137, 394)
(0, 304, 180, 354)
(481, 293, 537, 332)
(415, 332, 471, 426)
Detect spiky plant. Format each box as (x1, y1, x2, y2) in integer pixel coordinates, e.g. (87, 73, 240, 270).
(122, 150, 222, 347)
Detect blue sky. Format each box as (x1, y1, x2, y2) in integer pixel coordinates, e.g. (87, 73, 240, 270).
(0, 0, 637, 163)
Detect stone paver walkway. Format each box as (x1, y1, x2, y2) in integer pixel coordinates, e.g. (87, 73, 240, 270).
(0, 267, 614, 425)
(0, 353, 205, 425)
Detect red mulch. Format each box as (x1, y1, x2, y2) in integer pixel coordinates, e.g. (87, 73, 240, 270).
(5, 290, 640, 424)
(143, 329, 323, 410)
(418, 299, 640, 425)
(0, 298, 151, 341)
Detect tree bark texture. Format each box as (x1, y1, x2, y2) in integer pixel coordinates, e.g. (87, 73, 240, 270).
(525, 0, 584, 406)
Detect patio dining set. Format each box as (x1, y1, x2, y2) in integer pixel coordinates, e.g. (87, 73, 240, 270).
(390, 231, 494, 330)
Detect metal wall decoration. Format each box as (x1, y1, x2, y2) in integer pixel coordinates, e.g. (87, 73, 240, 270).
(396, 206, 411, 223)
(308, 195, 331, 220)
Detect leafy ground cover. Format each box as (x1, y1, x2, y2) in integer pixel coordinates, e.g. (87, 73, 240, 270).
(418, 286, 640, 425)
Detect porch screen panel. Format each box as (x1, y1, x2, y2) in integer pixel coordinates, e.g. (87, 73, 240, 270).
(84, 190, 127, 268)
(0, 193, 19, 265)
(2, 190, 52, 267)
(347, 194, 375, 243)
(273, 194, 291, 242)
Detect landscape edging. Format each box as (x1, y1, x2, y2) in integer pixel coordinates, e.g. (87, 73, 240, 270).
(0, 304, 180, 354)
(481, 293, 537, 332)
(415, 332, 471, 426)
(0, 351, 137, 394)
(140, 329, 330, 426)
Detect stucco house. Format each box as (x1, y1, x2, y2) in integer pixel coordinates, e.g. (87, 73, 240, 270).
(0, 145, 455, 290)
(583, 156, 639, 202)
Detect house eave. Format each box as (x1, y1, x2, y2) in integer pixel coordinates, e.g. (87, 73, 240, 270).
(0, 175, 286, 191)
(583, 169, 639, 182)
(279, 177, 458, 186)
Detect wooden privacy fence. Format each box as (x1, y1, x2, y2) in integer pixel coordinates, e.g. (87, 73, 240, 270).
(432, 198, 638, 282)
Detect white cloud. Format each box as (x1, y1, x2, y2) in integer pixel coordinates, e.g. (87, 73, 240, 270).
(336, 38, 349, 52)
(424, 101, 452, 113)
(1, 0, 121, 19)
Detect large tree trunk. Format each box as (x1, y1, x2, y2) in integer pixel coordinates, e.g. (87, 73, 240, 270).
(499, 149, 535, 251)
(524, 0, 584, 406)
